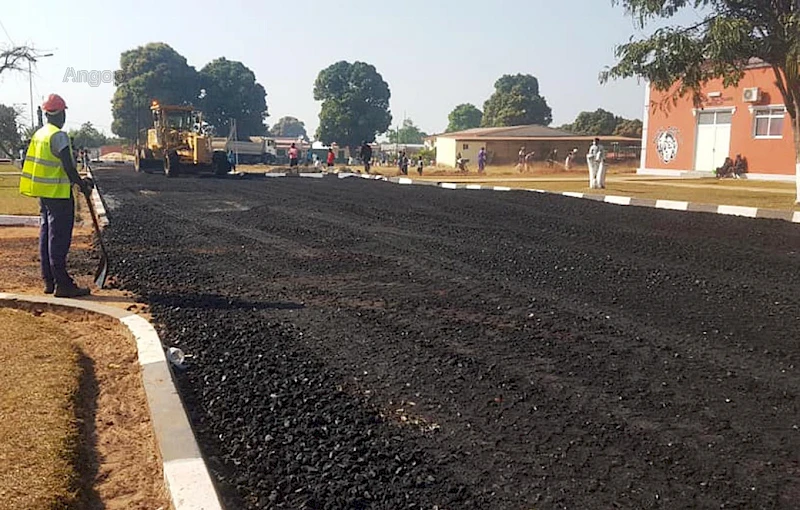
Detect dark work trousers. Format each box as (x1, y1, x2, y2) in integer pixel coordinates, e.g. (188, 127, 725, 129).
(39, 195, 75, 286)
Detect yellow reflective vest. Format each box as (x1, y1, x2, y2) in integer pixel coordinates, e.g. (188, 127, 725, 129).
(19, 124, 73, 199)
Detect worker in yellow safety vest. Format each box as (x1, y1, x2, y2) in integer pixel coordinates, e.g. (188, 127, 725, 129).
(19, 93, 92, 297)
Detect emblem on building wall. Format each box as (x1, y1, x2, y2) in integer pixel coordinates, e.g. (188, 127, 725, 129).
(654, 128, 679, 164)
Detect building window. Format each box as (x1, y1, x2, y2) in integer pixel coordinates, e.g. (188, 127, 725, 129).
(753, 107, 785, 138)
(462, 143, 469, 150)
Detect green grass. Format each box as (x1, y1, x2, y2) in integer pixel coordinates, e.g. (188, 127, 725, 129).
(0, 175, 39, 216)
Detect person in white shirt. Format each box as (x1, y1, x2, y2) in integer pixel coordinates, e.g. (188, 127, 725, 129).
(594, 138, 607, 189)
(586, 139, 599, 188)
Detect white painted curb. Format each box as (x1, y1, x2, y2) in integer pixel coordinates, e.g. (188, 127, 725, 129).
(333, 174, 800, 225)
(0, 215, 39, 226)
(717, 205, 758, 218)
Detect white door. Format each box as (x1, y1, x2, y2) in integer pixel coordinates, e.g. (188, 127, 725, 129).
(694, 110, 732, 172)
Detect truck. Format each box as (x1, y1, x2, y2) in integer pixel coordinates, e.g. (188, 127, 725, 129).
(211, 136, 277, 165)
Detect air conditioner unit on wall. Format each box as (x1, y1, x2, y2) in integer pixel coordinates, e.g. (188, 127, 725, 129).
(743, 87, 761, 103)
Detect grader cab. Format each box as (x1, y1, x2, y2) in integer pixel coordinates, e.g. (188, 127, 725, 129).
(134, 101, 230, 177)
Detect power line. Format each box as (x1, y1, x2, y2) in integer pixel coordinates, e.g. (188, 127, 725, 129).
(0, 18, 15, 45)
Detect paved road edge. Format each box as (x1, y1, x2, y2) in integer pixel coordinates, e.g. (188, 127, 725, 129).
(333, 173, 800, 224)
(0, 292, 225, 510)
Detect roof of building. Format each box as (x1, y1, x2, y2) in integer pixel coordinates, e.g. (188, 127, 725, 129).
(436, 125, 638, 142)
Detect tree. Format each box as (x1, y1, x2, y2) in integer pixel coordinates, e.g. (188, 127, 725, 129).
(270, 116, 308, 139)
(199, 57, 269, 137)
(560, 109, 643, 137)
(314, 61, 392, 148)
(0, 104, 22, 158)
(613, 119, 643, 138)
(0, 45, 35, 75)
(417, 146, 436, 163)
(68, 122, 109, 148)
(569, 109, 622, 135)
(388, 118, 427, 144)
(601, 0, 800, 203)
(447, 104, 483, 132)
(111, 42, 200, 140)
(481, 74, 553, 127)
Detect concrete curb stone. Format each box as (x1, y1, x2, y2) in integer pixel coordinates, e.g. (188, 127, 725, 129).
(0, 215, 39, 226)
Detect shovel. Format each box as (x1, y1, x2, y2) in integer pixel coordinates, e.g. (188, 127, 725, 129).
(81, 179, 109, 289)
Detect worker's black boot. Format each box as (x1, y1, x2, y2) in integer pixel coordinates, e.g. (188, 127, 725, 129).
(54, 281, 90, 298)
(44, 281, 55, 294)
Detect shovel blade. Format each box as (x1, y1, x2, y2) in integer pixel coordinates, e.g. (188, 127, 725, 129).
(93, 252, 108, 289)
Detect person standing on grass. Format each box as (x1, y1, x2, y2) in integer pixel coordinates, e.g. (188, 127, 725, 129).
(326, 148, 335, 168)
(288, 142, 299, 169)
(399, 151, 409, 175)
(360, 141, 373, 174)
(586, 139, 599, 188)
(417, 157, 424, 175)
(518, 147, 526, 172)
(19, 93, 92, 297)
(477, 147, 487, 173)
(594, 139, 607, 189)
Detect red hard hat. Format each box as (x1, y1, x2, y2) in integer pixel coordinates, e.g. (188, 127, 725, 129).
(42, 93, 67, 113)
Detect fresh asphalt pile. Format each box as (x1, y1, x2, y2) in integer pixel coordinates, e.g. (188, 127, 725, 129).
(96, 167, 800, 509)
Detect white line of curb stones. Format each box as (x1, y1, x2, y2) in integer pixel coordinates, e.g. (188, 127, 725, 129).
(330, 173, 800, 224)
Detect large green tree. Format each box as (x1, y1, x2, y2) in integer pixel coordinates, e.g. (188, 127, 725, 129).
(314, 61, 392, 148)
(111, 42, 200, 140)
(388, 118, 427, 144)
(566, 108, 622, 135)
(602, 0, 800, 203)
(199, 57, 268, 137)
(482, 74, 553, 127)
(0, 104, 21, 158)
(446, 103, 483, 132)
(68, 121, 109, 148)
(270, 116, 308, 139)
(560, 109, 643, 138)
(613, 118, 643, 138)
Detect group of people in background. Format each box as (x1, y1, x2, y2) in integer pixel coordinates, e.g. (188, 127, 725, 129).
(715, 154, 748, 179)
(396, 151, 425, 175)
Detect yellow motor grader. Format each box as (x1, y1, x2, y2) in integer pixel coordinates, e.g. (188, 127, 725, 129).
(134, 101, 230, 177)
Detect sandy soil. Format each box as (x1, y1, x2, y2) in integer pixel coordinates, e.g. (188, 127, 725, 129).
(0, 226, 167, 508)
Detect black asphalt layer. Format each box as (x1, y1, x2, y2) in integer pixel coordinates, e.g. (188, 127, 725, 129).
(96, 168, 800, 509)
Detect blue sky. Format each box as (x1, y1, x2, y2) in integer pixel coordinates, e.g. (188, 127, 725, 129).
(0, 0, 705, 137)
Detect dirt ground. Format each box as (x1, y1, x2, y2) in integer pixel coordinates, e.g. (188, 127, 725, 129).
(0, 227, 168, 509)
(95, 167, 800, 509)
(1, 308, 81, 509)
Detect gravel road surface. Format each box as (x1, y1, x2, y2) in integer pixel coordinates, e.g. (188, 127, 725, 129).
(96, 168, 800, 509)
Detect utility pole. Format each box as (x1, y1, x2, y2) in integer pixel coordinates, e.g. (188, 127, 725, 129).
(28, 52, 54, 130)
